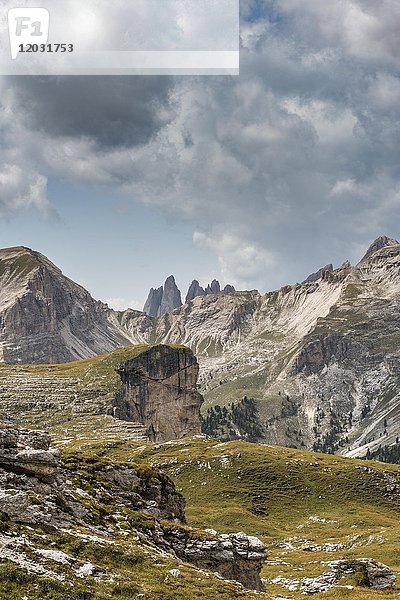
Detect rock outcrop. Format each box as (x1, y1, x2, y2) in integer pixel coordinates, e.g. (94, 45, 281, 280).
(0, 421, 60, 483)
(0, 344, 203, 445)
(329, 559, 396, 591)
(302, 264, 333, 284)
(0, 422, 266, 592)
(113, 345, 203, 442)
(266, 557, 396, 595)
(160, 528, 266, 591)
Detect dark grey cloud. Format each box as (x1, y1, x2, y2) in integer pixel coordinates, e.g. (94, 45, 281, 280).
(6, 76, 174, 148)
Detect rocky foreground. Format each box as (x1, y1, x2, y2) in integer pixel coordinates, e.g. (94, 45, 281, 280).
(0, 420, 267, 596)
(0, 421, 398, 598)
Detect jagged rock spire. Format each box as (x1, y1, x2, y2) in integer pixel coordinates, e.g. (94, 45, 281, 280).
(143, 276, 182, 317)
(185, 279, 236, 303)
(186, 280, 205, 303)
(160, 275, 182, 315)
(143, 286, 163, 317)
(205, 279, 221, 295)
(144, 276, 237, 315)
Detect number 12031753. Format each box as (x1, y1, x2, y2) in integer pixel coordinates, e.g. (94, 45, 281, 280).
(18, 43, 74, 53)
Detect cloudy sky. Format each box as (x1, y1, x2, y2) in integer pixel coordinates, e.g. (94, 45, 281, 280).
(0, 0, 399, 310)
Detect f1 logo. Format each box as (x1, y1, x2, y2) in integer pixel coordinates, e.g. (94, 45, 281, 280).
(8, 8, 50, 59)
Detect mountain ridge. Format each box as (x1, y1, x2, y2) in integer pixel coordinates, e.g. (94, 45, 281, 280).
(1, 237, 400, 461)
(0, 245, 136, 363)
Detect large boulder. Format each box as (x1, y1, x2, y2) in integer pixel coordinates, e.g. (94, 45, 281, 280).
(330, 558, 396, 590)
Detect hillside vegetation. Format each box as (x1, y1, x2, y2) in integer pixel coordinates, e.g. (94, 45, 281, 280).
(61, 436, 400, 599)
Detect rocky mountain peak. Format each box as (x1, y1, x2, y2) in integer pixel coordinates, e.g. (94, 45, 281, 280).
(160, 275, 182, 315)
(143, 276, 183, 317)
(0, 246, 135, 363)
(358, 235, 399, 265)
(205, 279, 221, 294)
(144, 276, 237, 314)
(186, 280, 205, 303)
(0, 246, 63, 276)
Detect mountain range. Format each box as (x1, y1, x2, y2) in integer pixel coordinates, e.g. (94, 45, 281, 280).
(1, 237, 400, 461)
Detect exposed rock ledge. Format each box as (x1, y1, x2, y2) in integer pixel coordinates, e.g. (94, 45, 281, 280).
(0, 421, 266, 591)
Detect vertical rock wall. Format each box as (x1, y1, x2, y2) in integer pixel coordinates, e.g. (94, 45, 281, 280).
(113, 345, 203, 442)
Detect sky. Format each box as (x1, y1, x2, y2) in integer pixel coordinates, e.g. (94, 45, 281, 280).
(0, 0, 400, 310)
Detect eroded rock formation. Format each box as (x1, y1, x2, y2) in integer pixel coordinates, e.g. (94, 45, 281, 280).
(160, 528, 266, 591)
(0, 421, 60, 483)
(113, 345, 203, 442)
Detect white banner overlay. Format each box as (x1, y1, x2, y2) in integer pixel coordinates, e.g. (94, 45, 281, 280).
(0, 0, 239, 75)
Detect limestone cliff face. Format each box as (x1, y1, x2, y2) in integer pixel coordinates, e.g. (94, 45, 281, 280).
(113, 345, 203, 442)
(0, 246, 134, 363)
(290, 333, 369, 375)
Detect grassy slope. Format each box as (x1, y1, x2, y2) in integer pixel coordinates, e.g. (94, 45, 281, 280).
(61, 437, 400, 600)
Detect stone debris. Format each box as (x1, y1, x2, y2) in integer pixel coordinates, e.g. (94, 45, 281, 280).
(35, 549, 75, 565)
(169, 568, 181, 577)
(265, 557, 396, 595)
